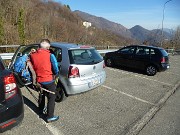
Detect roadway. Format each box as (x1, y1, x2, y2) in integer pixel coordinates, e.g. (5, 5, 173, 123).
(3, 55, 180, 135)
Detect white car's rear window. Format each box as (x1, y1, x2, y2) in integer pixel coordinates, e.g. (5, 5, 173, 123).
(69, 49, 103, 65)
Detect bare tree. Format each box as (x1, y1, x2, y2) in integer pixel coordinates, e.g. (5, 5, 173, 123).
(173, 26, 180, 49)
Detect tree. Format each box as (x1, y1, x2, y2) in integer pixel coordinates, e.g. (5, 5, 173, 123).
(0, 0, 135, 47)
(66, 5, 71, 10)
(18, 8, 25, 44)
(0, 14, 4, 44)
(173, 26, 180, 49)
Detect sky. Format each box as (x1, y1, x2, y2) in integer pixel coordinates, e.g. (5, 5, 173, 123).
(54, 0, 180, 30)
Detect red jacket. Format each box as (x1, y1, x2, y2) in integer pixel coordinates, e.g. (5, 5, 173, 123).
(30, 48, 53, 83)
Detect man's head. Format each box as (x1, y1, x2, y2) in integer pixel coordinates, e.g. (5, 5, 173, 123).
(40, 39, 50, 49)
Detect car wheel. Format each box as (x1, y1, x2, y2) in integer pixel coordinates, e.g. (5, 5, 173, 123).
(106, 58, 113, 67)
(55, 85, 66, 102)
(146, 65, 157, 76)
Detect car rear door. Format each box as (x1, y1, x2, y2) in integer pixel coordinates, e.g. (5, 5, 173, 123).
(9, 44, 39, 70)
(133, 46, 150, 70)
(8, 44, 39, 86)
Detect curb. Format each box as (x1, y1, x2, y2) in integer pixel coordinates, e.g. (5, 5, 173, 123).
(125, 80, 180, 135)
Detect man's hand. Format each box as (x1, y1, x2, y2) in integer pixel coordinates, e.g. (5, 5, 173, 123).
(36, 82, 41, 88)
(34, 82, 42, 93)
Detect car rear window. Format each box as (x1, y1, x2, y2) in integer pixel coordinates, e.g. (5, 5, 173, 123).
(69, 49, 103, 65)
(160, 49, 168, 56)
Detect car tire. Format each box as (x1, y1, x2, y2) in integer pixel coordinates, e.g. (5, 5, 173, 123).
(55, 85, 67, 102)
(106, 58, 113, 67)
(146, 65, 157, 76)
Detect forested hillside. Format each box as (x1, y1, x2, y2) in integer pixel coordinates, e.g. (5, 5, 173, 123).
(74, 10, 132, 39)
(0, 0, 135, 48)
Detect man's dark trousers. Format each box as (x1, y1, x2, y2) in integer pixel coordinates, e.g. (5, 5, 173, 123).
(39, 81, 56, 119)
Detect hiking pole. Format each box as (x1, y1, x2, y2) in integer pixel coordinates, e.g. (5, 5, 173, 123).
(15, 71, 48, 113)
(40, 87, 55, 94)
(25, 85, 48, 114)
(35, 82, 56, 94)
(24, 85, 39, 103)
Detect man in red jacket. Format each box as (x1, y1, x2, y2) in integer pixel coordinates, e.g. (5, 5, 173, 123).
(30, 39, 59, 123)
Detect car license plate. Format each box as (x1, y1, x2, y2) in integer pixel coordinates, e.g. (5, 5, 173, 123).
(92, 78, 99, 86)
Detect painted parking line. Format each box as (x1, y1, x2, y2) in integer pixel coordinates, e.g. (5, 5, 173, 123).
(170, 57, 180, 61)
(25, 105, 64, 135)
(125, 80, 180, 135)
(44, 123, 64, 135)
(102, 85, 155, 106)
(169, 62, 179, 66)
(132, 74, 173, 86)
(166, 71, 180, 76)
(107, 67, 173, 86)
(169, 66, 180, 70)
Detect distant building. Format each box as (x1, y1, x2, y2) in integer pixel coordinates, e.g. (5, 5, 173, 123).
(83, 21, 92, 28)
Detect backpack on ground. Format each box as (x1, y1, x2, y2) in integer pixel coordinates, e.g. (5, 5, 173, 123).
(14, 54, 31, 82)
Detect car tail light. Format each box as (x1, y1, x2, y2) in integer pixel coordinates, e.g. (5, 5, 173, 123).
(68, 66, 80, 78)
(161, 57, 166, 63)
(4, 74, 17, 100)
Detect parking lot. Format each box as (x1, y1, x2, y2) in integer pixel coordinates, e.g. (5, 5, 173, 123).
(3, 55, 180, 135)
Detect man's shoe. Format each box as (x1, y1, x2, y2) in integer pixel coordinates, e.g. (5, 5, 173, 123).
(47, 116, 59, 123)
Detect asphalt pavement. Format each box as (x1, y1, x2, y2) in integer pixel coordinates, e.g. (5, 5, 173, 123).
(138, 86, 180, 135)
(2, 55, 180, 135)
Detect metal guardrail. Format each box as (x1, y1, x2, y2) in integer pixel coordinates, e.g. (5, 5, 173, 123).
(97, 49, 117, 54)
(0, 45, 178, 60)
(0, 50, 118, 60)
(0, 45, 20, 47)
(1, 49, 178, 60)
(0, 45, 118, 60)
(0, 53, 15, 60)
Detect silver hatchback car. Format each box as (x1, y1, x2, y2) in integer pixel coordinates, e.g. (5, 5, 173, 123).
(9, 42, 106, 102)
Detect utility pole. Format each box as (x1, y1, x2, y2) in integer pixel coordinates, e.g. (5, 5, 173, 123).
(161, 0, 172, 47)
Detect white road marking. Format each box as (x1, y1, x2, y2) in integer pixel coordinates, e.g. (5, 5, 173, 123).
(125, 80, 180, 135)
(166, 71, 180, 76)
(170, 58, 179, 62)
(25, 105, 64, 135)
(169, 66, 180, 70)
(107, 67, 173, 86)
(102, 85, 155, 105)
(132, 74, 173, 86)
(44, 122, 64, 135)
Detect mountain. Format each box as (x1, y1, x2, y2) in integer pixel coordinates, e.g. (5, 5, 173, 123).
(0, 0, 135, 47)
(129, 25, 151, 42)
(75, 10, 174, 45)
(74, 10, 132, 39)
(130, 25, 173, 44)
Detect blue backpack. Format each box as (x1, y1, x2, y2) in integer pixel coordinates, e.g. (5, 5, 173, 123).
(14, 54, 31, 82)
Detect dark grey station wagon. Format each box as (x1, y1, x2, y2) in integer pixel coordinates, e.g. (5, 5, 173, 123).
(104, 45, 170, 76)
